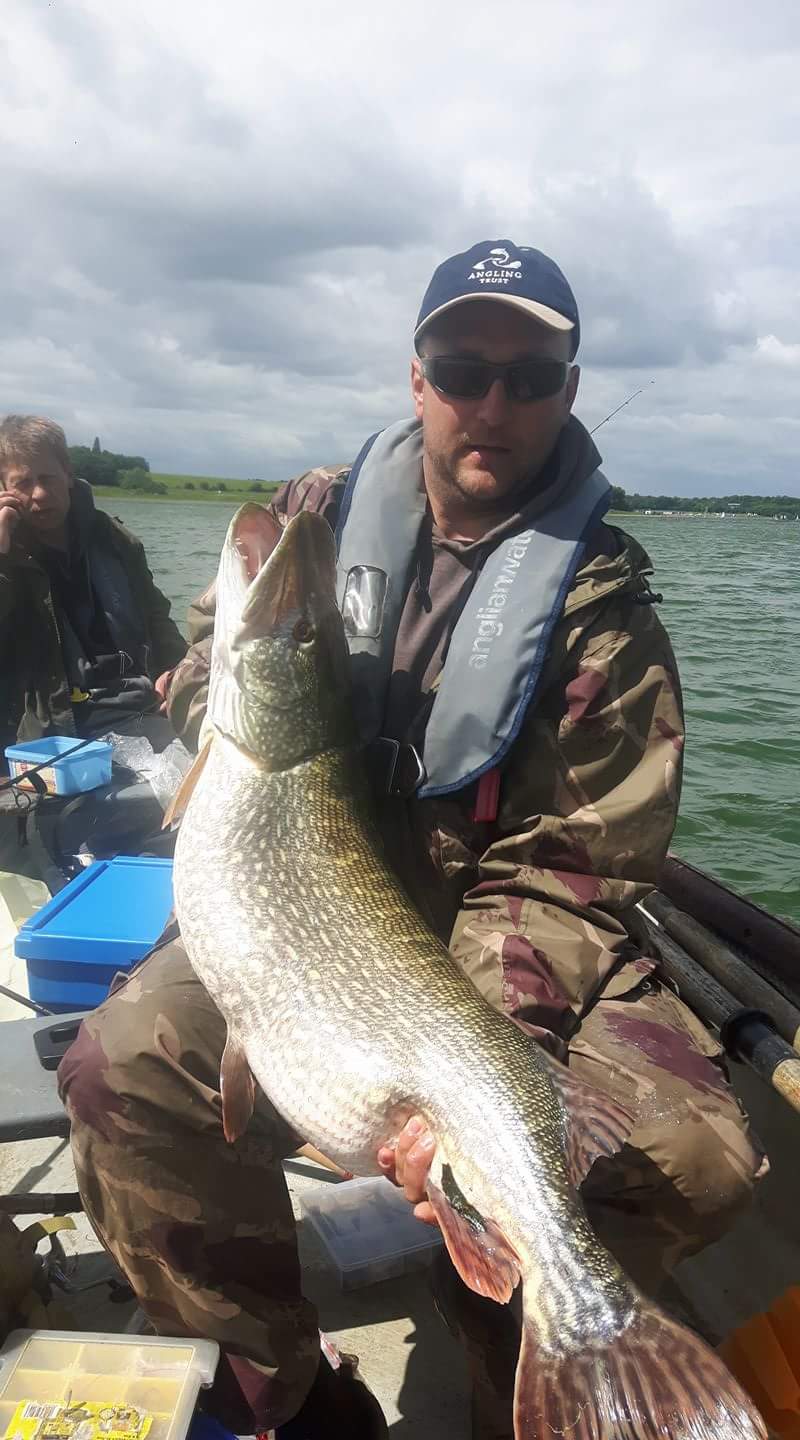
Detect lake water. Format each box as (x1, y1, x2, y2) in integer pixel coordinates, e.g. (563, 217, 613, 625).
(106, 498, 800, 926)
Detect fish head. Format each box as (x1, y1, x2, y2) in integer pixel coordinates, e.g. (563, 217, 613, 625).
(209, 504, 354, 765)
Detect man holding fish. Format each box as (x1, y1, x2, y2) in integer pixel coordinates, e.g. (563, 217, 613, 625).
(59, 241, 766, 1439)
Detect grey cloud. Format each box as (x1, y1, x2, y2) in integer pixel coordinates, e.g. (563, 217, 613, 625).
(1, 0, 797, 496)
(25, 2, 248, 150)
(533, 178, 758, 369)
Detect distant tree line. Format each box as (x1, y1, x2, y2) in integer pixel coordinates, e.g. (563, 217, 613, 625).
(119, 467, 167, 495)
(191, 480, 268, 493)
(68, 440, 272, 497)
(68, 443, 165, 492)
(611, 486, 800, 519)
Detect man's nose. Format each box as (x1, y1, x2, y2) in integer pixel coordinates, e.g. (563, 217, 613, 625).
(474, 377, 512, 425)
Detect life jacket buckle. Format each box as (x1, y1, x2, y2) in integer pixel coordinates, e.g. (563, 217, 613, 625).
(365, 738, 426, 798)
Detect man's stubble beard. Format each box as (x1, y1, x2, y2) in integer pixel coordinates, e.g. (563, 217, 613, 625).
(424, 437, 531, 514)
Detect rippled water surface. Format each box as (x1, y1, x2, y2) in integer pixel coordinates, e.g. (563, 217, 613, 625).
(106, 499, 800, 924)
(622, 513, 800, 926)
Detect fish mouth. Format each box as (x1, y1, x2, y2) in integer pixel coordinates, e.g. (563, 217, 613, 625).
(209, 504, 342, 750)
(222, 503, 338, 638)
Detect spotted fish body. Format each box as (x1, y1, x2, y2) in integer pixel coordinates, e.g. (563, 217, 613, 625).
(172, 504, 766, 1440)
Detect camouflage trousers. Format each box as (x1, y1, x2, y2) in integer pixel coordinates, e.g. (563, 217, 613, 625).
(58, 936, 765, 1434)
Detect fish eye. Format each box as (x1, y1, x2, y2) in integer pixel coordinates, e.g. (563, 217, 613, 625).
(293, 618, 315, 645)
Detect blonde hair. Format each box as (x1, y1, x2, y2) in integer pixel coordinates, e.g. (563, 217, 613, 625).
(0, 415, 71, 479)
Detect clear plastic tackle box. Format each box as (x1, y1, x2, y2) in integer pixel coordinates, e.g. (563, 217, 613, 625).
(299, 1175, 442, 1290)
(0, 1331, 219, 1440)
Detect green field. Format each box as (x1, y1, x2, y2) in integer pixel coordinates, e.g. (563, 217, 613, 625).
(92, 473, 280, 502)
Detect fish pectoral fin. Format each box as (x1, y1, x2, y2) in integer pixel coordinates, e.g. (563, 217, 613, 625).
(513, 1303, 767, 1440)
(541, 1050, 635, 1188)
(162, 736, 213, 828)
(427, 1173, 521, 1306)
(220, 1029, 256, 1144)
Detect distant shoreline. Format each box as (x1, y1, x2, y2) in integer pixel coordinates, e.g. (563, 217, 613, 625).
(92, 483, 279, 504)
(91, 486, 798, 520)
(611, 509, 798, 521)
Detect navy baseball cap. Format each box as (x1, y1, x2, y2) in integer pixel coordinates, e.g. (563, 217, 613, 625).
(414, 240, 580, 357)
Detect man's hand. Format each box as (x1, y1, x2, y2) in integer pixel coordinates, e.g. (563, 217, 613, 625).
(154, 670, 174, 714)
(377, 1115, 438, 1226)
(0, 494, 25, 555)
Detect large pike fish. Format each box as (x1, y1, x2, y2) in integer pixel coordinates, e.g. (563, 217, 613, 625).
(171, 503, 765, 1440)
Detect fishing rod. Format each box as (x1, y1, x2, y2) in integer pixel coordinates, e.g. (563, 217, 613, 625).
(590, 379, 655, 435)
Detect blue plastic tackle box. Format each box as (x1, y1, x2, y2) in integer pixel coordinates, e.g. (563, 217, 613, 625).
(4, 735, 113, 795)
(14, 856, 175, 1011)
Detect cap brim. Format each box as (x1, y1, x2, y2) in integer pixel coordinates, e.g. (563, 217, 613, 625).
(414, 292, 575, 346)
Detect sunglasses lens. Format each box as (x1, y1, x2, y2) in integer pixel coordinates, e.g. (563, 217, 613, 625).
(429, 358, 492, 398)
(507, 361, 568, 400)
(425, 357, 569, 401)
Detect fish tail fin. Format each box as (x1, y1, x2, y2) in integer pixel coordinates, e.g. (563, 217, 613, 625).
(514, 1302, 767, 1440)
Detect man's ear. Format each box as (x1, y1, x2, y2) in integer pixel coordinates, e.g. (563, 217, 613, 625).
(566, 364, 580, 412)
(411, 356, 425, 420)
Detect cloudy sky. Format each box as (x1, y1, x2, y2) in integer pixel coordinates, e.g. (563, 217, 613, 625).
(2, 0, 798, 496)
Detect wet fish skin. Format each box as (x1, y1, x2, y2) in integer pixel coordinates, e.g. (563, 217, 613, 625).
(172, 504, 766, 1440)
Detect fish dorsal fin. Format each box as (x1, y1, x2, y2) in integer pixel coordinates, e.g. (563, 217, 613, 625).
(543, 1052, 635, 1188)
(220, 1028, 256, 1144)
(162, 736, 213, 829)
(426, 1165, 521, 1304)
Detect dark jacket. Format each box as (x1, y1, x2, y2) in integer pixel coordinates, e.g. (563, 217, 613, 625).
(0, 481, 187, 751)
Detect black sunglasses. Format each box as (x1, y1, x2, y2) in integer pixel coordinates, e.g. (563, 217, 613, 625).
(420, 355, 572, 402)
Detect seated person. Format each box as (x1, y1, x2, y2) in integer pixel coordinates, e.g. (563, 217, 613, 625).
(0, 414, 187, 759)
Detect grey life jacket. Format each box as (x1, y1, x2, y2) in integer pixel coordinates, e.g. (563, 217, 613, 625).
(335, 418, 610, 799)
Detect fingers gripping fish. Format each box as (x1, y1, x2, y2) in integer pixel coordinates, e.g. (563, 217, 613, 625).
(170, 504, 766, 1440)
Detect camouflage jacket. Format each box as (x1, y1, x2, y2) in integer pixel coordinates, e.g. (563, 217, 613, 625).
(166, 462, 684, 1046)
(0, 488, 186, 751)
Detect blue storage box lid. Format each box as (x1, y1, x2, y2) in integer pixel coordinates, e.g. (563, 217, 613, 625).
(5, 736, 112, 763)
(15, 856, 174, 966)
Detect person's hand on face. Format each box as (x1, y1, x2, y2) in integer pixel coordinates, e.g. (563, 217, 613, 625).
(0, 446, 73, 551)
(0, 493, 26, 555)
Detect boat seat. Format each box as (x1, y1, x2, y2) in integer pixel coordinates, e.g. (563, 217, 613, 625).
(0, 1013, 85, 1214)
(0, 1013, 84, 1144)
